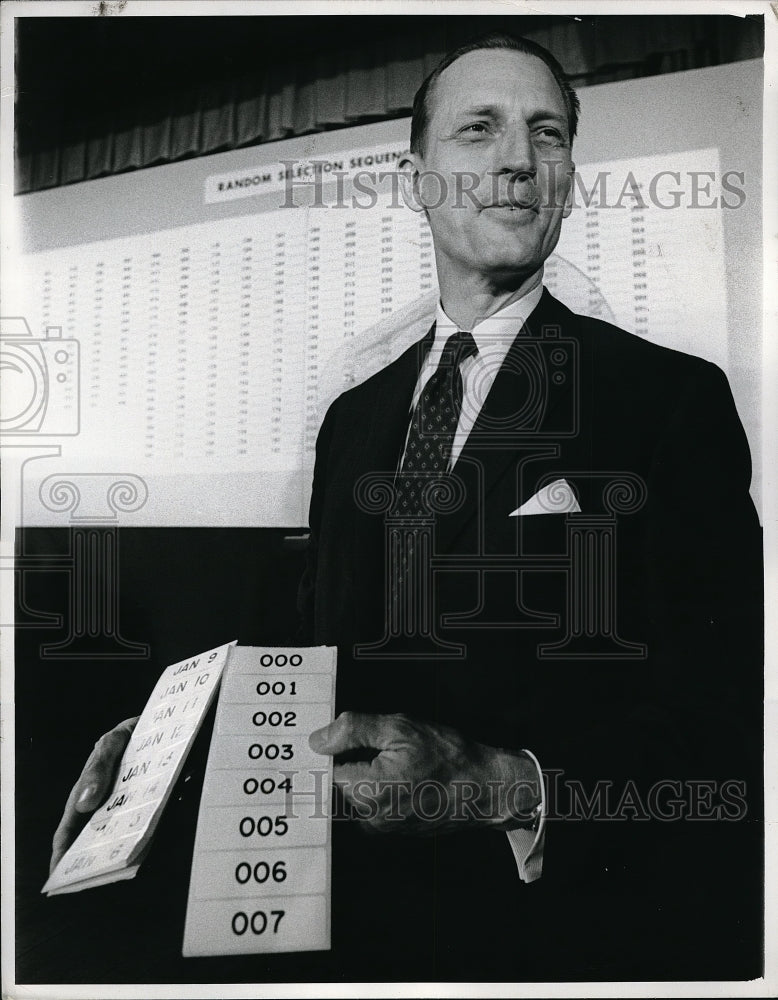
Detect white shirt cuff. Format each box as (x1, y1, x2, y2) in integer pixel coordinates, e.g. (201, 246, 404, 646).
(505, 748, 545, 884)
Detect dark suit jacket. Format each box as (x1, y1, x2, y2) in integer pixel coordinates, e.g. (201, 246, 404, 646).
(297, 289, 763, 981)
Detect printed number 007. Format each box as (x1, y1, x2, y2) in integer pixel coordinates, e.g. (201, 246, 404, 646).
(231, 910, 284, 935)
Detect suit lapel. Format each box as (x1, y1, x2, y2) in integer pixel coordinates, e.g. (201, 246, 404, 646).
(436, 290, 583, 553)
(342, 323, 436, 490)
(333, 291, 585, 557)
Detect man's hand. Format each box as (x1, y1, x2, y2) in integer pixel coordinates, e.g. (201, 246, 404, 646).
(49, 717, 139, 874)
(309, 711, 540, 835)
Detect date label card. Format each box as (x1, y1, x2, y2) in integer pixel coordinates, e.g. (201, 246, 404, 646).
(182, 645, 336, 956)
(43, 640, 236, 896)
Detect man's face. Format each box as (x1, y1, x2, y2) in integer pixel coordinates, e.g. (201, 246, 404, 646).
(408, 49, 574, 288)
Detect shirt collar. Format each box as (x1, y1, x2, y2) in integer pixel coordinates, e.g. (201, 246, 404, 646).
(434, 272, 544, 361)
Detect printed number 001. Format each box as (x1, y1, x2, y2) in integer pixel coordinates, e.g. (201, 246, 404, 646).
(256, 681, 297, 696)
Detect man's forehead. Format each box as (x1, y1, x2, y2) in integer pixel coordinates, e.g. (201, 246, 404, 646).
(432, 49, 565, 118)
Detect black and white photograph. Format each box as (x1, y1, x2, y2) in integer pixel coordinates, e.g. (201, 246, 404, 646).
(1, 1, 775, 995)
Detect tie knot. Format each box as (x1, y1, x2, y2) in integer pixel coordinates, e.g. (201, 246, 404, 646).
(439, 329, 477, 370)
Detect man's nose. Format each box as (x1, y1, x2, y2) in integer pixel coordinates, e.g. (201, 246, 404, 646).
(493, 125, 537, 179)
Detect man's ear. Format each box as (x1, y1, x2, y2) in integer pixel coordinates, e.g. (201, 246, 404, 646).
(397, 152, 426, 214)
(562, 160, 575, 219)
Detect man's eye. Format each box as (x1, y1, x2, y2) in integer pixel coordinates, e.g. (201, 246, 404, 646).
(535, 127, 565, 145)
(460, 122, 490, 137)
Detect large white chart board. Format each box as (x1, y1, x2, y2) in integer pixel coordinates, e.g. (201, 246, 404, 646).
(7, 60, 761, 525)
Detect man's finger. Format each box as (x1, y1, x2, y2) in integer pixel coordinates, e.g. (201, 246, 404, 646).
(73, 718, 138, 813)
(332, 760, 376, 789)
(49, 717, 138, 875)
(309, 711, 399, 755)
(333, 761, 401, 822)
(50, 783, 89, 874)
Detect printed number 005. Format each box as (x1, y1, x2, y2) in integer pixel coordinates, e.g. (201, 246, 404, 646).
(239, 815, 289, 837)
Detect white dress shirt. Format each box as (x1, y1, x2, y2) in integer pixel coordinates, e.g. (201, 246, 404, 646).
(407, 274, 547, 882)
(412, 277, 544, 469)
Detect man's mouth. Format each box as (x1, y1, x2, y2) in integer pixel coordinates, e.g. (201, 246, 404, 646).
(483, 200, 539, 215)
(484, 189, 540, 212)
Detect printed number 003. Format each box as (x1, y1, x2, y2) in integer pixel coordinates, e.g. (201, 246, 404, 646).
(248, 743, 293, 760)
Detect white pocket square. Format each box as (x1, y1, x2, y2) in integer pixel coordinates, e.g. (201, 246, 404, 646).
(509, 478, 581, 517)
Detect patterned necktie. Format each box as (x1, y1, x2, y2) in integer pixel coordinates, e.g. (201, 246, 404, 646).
(387, 330, 477, 628)
(393, 329, 478, 516)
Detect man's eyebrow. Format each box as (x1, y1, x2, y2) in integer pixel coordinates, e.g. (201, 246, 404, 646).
(527, 109, 569, 129)
(450, 105, 569, 131)
(453, 105, 501, 119)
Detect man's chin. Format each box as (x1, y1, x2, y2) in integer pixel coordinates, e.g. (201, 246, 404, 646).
(475, 250, 545, 280)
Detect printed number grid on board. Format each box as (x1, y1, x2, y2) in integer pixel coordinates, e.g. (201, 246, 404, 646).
(16, 148, 728, 521)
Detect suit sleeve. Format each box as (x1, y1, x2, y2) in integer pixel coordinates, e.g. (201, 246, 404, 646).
(538, 360, 762, 884)
(643, 361, 762, 778)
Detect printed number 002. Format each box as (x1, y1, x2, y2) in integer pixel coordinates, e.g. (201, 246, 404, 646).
(252, 711, 296, 727)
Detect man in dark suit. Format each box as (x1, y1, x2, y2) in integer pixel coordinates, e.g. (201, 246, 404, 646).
(52, 33, 762, 982)
(294, 32, 762, 979)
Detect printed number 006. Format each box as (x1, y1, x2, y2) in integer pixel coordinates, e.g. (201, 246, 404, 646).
(235, 860, 287, 884)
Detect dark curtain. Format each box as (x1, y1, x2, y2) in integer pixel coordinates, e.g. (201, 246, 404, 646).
(15, 15, 764, 195)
